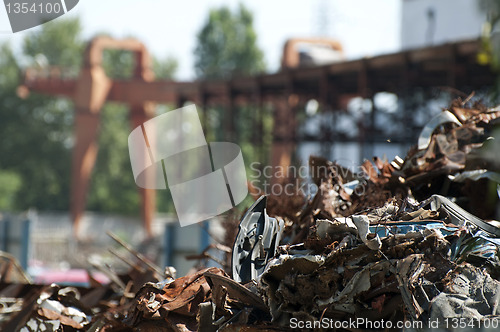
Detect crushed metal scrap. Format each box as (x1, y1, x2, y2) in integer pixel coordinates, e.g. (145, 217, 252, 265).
(1, 98, 500, 331)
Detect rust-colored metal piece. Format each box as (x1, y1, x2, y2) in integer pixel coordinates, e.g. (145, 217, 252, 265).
(21, 36, 157, 236)
(281, 37, 344, 69)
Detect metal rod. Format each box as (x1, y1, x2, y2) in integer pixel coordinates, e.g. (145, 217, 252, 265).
(106, 231, 164, 277)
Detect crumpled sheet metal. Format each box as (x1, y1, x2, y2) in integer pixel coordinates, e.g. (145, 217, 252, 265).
(2, 98, 500, 331)
(198, 272, 272, 331)
(450, 169, 500, 183)
(398, 100, 500, 208)
(351, 215, 382, 250)
(316, 216, 381, 250)
(125, 267, 226, 331)
(254, 201, 457, 321)
(4, 285, 92, 332)
(430, 194, 500, 237)
(2, 235, 227, 332)
(430, 263, 500, 322)
(252, 221, 467, 325)
(232, 185, 499, 330)
(205, 272, 268, 311)
(259, 254, 330, 321)
(317, 260, 393, 313)
(370, 221, 458, 238)
(316, 218, 357, 238)
(130, 99, 500, 330)
(418, 110, 462, 150)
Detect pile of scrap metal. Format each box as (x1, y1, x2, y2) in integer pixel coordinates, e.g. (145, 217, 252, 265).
(209, 97, 500, 330)
(1, 98, 500, 331)
(202, 98, 500, 330)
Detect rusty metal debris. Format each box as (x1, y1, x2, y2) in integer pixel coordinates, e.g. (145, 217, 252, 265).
(208, 97, 500, 330)
(0, 251, 32, 284)
(125, 267, 226, 331)
(1, 98, 500, 331)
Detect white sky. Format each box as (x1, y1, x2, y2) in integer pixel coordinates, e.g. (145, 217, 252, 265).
(0, 0, 402, 80)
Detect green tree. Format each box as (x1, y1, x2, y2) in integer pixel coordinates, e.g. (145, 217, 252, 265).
(193, 4, 271, 213)
(194, 4, 265, 79)
(23, 18, 84, 69)
(0, 171, 21, 210)
(0, 19, 82, 211)
(154, 56, 178, 80)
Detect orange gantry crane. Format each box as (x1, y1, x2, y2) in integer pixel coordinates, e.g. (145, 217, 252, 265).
(20, 36, 160, 236)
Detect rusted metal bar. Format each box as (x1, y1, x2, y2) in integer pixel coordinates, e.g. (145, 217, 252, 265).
(106, 231, 163, 277)
(108, 248, 146, 273)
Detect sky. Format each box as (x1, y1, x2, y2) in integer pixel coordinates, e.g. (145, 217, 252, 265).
(0, 0, 401, 80)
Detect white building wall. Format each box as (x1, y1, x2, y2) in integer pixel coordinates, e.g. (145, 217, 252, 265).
(401, 0, 486, 50)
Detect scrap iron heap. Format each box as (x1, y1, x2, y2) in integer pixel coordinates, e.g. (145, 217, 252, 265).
(2, 97, 500, 331)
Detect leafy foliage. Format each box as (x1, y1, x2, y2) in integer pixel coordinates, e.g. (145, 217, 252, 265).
(193, 4, 271, 213)
(153, 56, 178, 80)
(0, 19, 79, 211)
(23, 18, 84, 69)
(194, 4, 265, 79)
